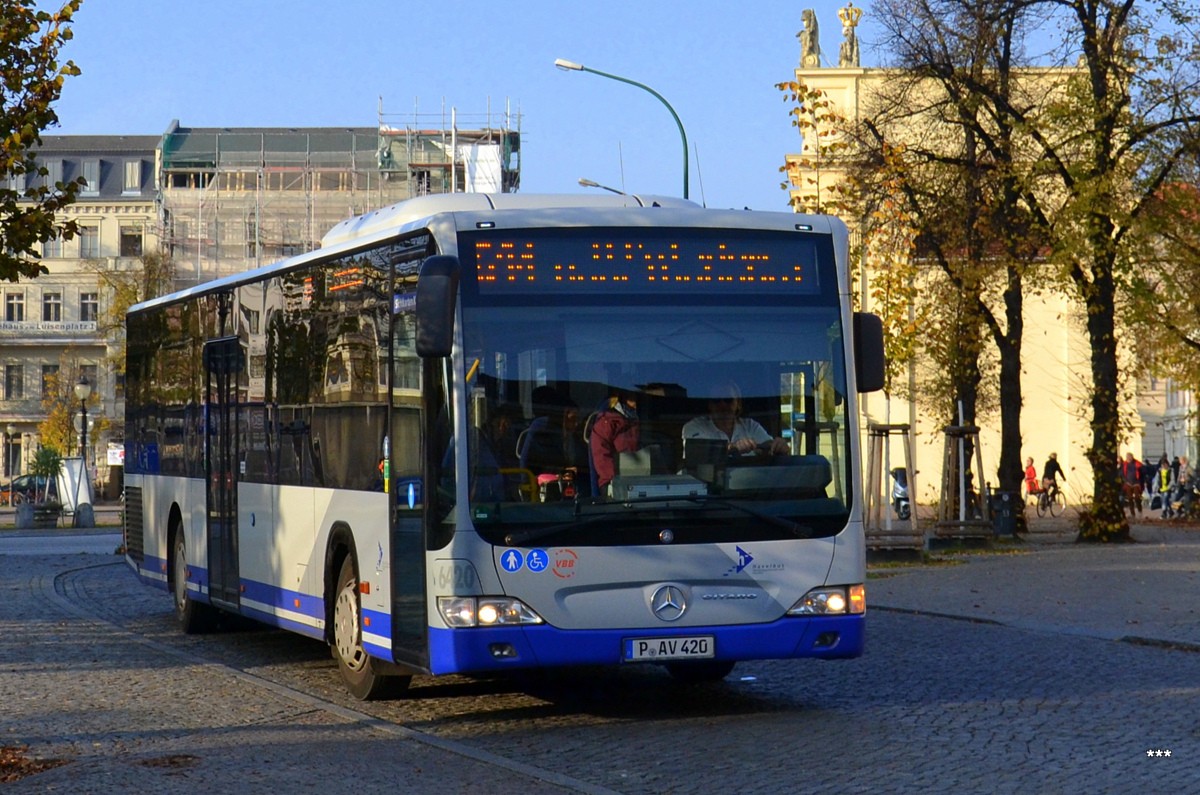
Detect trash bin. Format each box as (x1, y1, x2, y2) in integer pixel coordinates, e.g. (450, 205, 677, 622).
(992, 490, 1017, 536)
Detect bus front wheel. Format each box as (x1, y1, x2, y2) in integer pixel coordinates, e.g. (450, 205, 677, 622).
(332, 556, 409, 700)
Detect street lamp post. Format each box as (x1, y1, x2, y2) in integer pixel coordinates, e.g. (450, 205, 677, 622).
(75, 375, 92, 467)
(555, 59, 690, 200)
(5, 424, 13, 484)
(74, 376, 93, 526)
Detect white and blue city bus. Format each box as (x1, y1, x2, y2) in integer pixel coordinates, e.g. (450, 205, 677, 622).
(123, 193, 884, 699)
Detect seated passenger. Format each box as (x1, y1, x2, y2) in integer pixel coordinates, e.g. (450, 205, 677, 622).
(682, 381, 789, 457)
(524, 396, 590, 498)
(588, 390, 640, 491)
(470, 403, 524, 501)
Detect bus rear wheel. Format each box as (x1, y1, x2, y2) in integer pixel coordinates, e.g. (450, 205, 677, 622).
(332, 556, 409, 700)
(172, 531, 215, 633)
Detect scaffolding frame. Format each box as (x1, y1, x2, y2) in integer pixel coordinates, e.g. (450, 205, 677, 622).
(158, 101, 522, 284)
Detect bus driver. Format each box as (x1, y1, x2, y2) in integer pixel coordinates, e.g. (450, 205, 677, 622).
(682, 381, 789, 457)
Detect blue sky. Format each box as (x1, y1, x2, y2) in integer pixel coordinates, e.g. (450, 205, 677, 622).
(52, 1, 883, 212)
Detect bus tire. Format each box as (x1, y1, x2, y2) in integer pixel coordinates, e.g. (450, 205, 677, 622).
(665, 660, 736, 683)
(333, 556, 409, 700)
(172, 530, 216, 634)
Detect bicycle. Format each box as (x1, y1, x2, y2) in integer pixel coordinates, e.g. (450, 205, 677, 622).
(1032, 482, 1066, 517)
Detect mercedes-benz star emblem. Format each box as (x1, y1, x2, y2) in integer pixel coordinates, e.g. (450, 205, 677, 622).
(651, 585, 687, 621)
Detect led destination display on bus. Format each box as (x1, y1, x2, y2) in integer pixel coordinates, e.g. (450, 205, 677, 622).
(464, 228, 824, 295)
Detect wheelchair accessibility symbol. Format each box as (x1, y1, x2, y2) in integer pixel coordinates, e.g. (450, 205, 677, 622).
(525, 549, 549, 573)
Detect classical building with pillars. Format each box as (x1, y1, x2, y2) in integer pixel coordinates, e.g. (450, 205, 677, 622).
(783, 7, 1158, 506)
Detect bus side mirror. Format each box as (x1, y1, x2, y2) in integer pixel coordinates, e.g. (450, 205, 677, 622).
(415, 255, 461, 358)
(853, 312, 885, 393)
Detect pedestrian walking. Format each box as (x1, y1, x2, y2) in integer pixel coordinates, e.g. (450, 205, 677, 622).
(1153, 455, 1175, 517)
(1121, 452, 1142, 516)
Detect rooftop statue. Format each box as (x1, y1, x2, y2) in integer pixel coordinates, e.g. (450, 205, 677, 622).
(838, 3, 863, 67)
(798, 9, 821, 67)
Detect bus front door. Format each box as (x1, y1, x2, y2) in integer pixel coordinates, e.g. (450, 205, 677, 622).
(204, 337, 242, 609)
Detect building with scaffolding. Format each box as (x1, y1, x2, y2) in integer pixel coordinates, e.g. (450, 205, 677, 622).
(160, 106, 521, 284)
(2, 106, 520, 494)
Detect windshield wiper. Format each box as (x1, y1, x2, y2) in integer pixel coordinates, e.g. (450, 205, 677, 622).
(680, 495, 814, 538)
(500, 494, 812, 546)
(502, 496, 695, 546)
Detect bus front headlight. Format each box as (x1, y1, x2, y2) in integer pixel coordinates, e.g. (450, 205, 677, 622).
(787, 584, 865, 616)
(437, 596, 545, 628)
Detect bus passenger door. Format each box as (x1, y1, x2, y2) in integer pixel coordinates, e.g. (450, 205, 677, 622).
(204, 337, 242, 609)
(389, 296, 427, 668)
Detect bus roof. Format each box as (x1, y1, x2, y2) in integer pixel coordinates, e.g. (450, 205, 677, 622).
(128, 193, 841, 315)
(319, 192, 697, 248)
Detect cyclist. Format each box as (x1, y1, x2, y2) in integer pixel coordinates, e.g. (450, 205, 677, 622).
(1042, 452, 1065, 496)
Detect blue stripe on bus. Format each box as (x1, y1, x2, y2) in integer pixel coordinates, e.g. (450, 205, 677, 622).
(239, 603, 326, 641)
(362, 608, 391, 637)
(139, 555, 210, 596)
(240, 578, 323, 622)
(135, 563, 394, 649)
(426, 614, 864, 675)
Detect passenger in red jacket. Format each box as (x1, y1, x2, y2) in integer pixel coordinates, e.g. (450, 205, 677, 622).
(588, 392, 640, 491)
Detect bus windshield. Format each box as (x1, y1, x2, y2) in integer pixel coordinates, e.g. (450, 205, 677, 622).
(457, 226, 852, 546)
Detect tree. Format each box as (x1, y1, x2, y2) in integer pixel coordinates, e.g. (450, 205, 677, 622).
(1014, 0, 1200, 540)
(87, 250, 177, 373)
(1126, 182, 1200, 389)
(783, 1, 1043, 518)
(29, 445, 62, 504)
(778, 80, 925, 399)
(37, 358, 105, 458)
(862, 0, 1050, 521)
(0, 0, 85, 281)
(843, 0, 1200, 541)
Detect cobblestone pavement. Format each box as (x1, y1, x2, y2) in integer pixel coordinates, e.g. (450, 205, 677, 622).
(2, 523, 1198, 793)
(0, 551, 594, 794)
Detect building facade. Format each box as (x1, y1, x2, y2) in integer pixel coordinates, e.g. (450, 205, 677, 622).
(1, 134, 158, 496)
(3, 110, 520, 495)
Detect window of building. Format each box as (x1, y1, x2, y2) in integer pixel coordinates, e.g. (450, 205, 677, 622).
(42, 292, 62, 322)
(81, 159, 100, 195)
(123, 160, 141, 194)
(79, 225, 99, 258)
(119, 225, 143, 258)
(4, 365, 23, 401)
(80, 364, 98, 394)
(80, 293, 98, 323)
(43, 235, 62, 259)
(5, 293, 24, 322)
(41, 364, 59, 399)
(44, 160, 62, 189)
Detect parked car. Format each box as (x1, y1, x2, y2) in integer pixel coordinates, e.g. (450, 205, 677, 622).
(0, 475, 58, 506)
